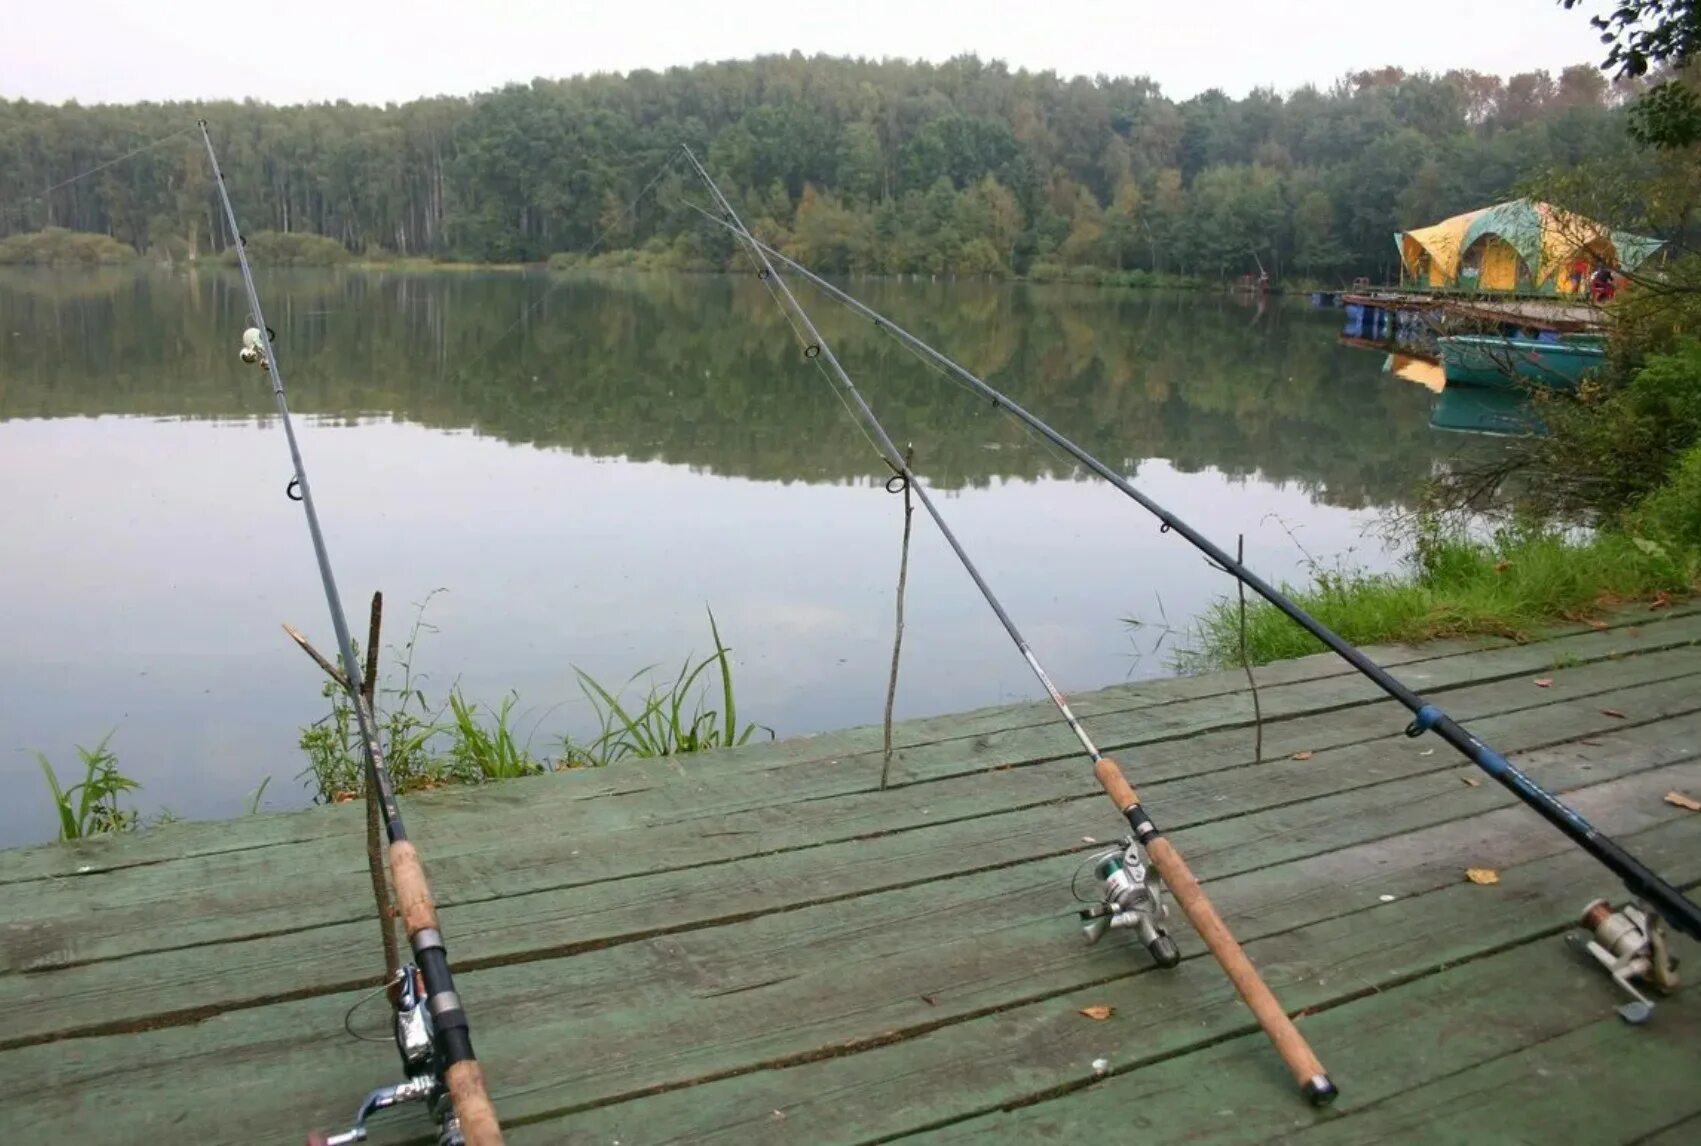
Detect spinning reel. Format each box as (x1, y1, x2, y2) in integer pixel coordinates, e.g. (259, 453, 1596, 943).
(311, 964, 464, 1146)
(239, 326, 273, 371)
(1565, 898, 1681, 1025)
(1077, 836, 1181, 967)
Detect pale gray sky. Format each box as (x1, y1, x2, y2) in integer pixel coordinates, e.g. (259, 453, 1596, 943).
(1, 0, 1609, 106)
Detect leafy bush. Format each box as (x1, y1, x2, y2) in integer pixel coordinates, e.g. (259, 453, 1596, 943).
(0, 227, 137, 266)
(223, 230, 350, 267)
(1530, 338, 1701, 521)
(1632, 441, 1701, 550)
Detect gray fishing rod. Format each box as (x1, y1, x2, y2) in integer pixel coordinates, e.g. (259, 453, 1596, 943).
(683, 205, 1701, 946)
(681, 147, 1337, 1106)
(198, 121, 503, 1146)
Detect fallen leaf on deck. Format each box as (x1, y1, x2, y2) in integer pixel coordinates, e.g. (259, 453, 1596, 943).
(1588, 619, 1609, 631)
(1292, 751, 1314, 761)
(1601, 708, 1628, 719)
(1465, 868, 1500, 885)
(921, 995, 939, 1006)
(1420, 749, 1435, 756)
(1626, 627, 1643, 637)
(1461, 775, 1481, 787)
(1664, 791, 1701, 812)
(771, 1110, 787, 1122)
(1650, 593, 1672, 610)
(1078, 1006, 1115, 1021)
(1533, 678, 1553, 688)
(1081, 836, 1097, 844)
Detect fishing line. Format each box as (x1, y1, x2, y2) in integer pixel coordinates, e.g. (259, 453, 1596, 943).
(678, 217, 1701, 944)
(680, 145, 1338, 1107)
(677, 196, 1084, 478)
(435, 146, 686, 387)
(0, 124, 199, 225)
(199, 120, 503, 1146)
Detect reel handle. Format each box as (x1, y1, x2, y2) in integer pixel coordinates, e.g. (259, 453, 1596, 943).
(1094, 756, 1338, 1107)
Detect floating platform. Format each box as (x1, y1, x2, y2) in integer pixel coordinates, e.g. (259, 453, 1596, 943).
(2, 605, 1699, 1143)
(1342, 291, 1604, 335)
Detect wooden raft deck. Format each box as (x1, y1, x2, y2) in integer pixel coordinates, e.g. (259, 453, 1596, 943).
(3, 606, 1700, 1144)
(1341, 292, 1603, 333)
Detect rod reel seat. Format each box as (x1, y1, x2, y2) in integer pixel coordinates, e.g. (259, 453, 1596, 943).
(312, 965, 464, 1145)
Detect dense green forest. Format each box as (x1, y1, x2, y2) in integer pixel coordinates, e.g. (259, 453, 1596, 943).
(0, 54, 1677, 279)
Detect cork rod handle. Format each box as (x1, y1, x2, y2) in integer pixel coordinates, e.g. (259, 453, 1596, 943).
(1094, 756, 1337, 1106)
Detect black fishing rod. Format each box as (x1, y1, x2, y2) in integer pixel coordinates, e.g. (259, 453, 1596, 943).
(681, 204, 1701, 945)
(198, 121, 504, 1146)
(681, 147, 1338, 1107)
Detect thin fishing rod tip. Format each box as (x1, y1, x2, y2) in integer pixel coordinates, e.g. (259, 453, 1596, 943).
(1303, 1075, 1339, 1107)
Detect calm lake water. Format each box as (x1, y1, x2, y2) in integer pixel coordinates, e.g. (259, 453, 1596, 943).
(0, 268, 1475, 845)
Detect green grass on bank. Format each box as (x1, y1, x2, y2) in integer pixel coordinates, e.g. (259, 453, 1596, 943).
(1181, 524, 1698, 671)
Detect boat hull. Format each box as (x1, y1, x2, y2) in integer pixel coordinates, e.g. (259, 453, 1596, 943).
(1437, 335, 1604, 390)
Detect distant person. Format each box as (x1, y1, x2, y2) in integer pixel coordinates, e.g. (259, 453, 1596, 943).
(1591, 266, 1616, 302)
(1569, 257, 1589, 294)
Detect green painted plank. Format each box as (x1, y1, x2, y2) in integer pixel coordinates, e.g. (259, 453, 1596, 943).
(8, 710, 1694, 1046)
(0, 764, 1693, 1144)
(1632, 1113, 1701, 1146)
(1, 604, 1692, 885)
(905, 921, 1701, 1145)
(1279, 1008, 1701, 1145)
(5, 655, 1694, 977)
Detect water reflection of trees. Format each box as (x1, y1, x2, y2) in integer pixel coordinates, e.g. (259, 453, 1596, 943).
(0, 269, 1445, 507)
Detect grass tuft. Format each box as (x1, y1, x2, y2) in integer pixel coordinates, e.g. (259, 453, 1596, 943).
(36, 733, 138, 840)
(1177, 521, 1697, 671)
(562, 608, 773, 767)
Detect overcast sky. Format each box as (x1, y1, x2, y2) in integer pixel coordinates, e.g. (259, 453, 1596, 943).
(2, 0, 1610, 106)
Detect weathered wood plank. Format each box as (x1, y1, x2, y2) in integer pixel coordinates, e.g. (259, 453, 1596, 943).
(0, 761, 1693, 1144)
(1279, 1008, 1701, 1145)
(9, 701, 1694, 1046)
(904, 922, 1701, 1144)
(510, 818, 1701, 1146)
(1632, 1113, 1701, 1146)
(5, 655, 1694, 977)
(2, 604, 1690, 885)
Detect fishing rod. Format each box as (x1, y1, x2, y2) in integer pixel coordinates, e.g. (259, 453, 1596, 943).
(680, 147, 1338, 1107)
(198, 121, 503, 1146)
(680, 207, 1701, 947)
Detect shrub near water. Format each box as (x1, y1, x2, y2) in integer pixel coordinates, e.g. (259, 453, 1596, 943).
(223, 230, 350, 267)
(0, 227, 136, 266)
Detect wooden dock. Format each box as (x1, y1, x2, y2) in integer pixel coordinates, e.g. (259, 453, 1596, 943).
(3, 605, 1699, 1144)
(1341, 291, 1604, 334)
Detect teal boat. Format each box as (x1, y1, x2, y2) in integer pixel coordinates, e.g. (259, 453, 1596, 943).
(1437, 335, 1604, 390)
(1429, 385, 1547, 437)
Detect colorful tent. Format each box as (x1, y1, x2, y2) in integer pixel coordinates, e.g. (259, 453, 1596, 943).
(1395, 199, 1664, 293)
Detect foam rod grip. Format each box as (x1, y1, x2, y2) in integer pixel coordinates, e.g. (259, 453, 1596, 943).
(448, 1060, 505, 1146)
(1146, 835, 1338, 1106)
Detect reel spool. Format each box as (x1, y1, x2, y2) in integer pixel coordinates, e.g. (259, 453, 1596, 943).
(1078, 836, 1181, 967)
(1565, 898, 1680, 1024)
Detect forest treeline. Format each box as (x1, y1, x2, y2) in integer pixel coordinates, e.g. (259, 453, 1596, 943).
(0, 54, 1667, 280)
